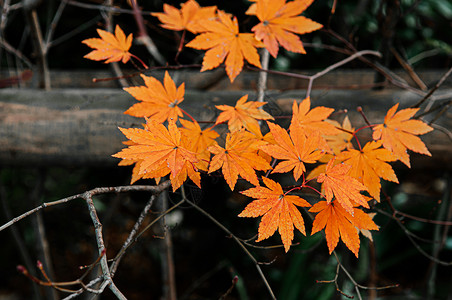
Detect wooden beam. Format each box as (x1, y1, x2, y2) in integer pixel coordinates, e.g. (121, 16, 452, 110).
(2, 69, 452, 90)
(1, 88, 450, 169)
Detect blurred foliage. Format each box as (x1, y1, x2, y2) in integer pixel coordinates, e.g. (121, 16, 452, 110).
(1, 0, 451, 70)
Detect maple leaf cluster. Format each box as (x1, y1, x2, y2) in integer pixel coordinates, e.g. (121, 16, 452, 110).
(166, 0, 322, 82)
(82, 0, 434, 257)
(82, 0, 322, 82)
(111, 69, 433, 255)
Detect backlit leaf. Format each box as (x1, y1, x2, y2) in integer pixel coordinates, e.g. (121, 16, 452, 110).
(180, 119, 219, 171)
(208, 130, 271, 190)
(290, 98, 340, 137)
(337, 141, 398, 202)
(249, 0, 322, 57)
(82, 25, 132, 64)
(239, 177, 311, 252)
(317, 158, 369, 215)
(260, 121, 325, 181)
(186, 10, 263, 82)
(215, 95, 274, 132)
(152, 0, 217, 33)
(324, 116, 355, 155)
(113, 119, 199, 191)
(372, 103, 433, 167)
(310, 200, 379, 257)
(124, 71, 185, 123)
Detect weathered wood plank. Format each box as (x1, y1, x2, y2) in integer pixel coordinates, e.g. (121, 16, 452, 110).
(2, 69, 452, 90)
(0, 88, 450, 169)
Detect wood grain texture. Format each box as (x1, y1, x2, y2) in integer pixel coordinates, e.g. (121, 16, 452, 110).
(1, 88, 450, 168)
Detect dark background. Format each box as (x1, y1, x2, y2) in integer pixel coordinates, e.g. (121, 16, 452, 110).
(1, 0, 452, 299)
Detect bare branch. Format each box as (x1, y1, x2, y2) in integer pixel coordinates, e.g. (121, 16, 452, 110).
(183, 197, 277, 300)
(412, 65, 452, 108)
(84, 193, 126, 299)
(0, 181, 171, 233)
(130, 0, 165, 65)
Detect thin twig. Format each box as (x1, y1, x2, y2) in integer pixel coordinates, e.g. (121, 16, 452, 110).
(390, 47, 427, 91)
(427, 175, 451, 299)
(0, 35, 33, 68)
(24, 7, 50, 89)
(325, 29, 425, 95)
(183, 198, 276, 299)
(130, 0, 165, 65)
(104, 0, 128, 88)
(111, 198, 185, 266)
(84, 194, 126, 300)
(412, 65, 452, 108)
(110, 194, 157, 276)
(158, 189, 177, 300)
(219, 276, 239, 300)
(306, 50, 382, 97)
(44, 0, 69, 51)
(67, 0, 153, 15)
(377, 209, 452, 266)
(248, 50, 381, 98)
(430, 123, 452, 142)
(31, 170, 58, 300)
(318, 249, 399, 299)
(0, 183, 43, 299)
(0, 182, 171, 233)
(61, 276, 104, 300)
(49, 15, 102, 48)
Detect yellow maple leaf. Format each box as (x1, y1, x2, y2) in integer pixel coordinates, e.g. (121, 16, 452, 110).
(82, 25, 133, 64)
(186, 10, 263, 82)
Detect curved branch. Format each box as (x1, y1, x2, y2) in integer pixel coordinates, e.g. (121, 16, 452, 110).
(0, 181, 171, 233)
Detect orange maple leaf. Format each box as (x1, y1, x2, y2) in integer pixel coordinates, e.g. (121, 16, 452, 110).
(179, 119, 219, 171)
(290, 98, 340, 137)
(249, 0, 323, 58)
(372, 103, 433, 167)
(306, 116, 354, 181)
(186, 10, 263, 82)
(310, 200, 379, 257)
(259, 121, 325, 181)
(118, 158, 144, 184)
(239, 177, 311, 252)
(82, 25, 133, 64)
(246, 124, 275, 163)
(123, 71, 185, 123)
(208, 130, 271, 190)
(151, 0, 217, 33)
(215, 95, 274, 132)
(324, 116, 355, 155)
(317, 158, 369, 215)
(112, 119, 199, 191)
(337, 141, 399, 202)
